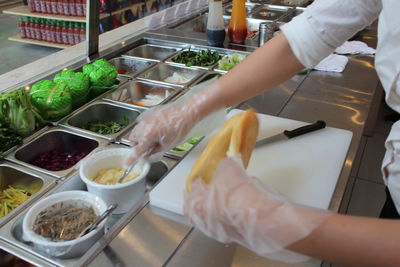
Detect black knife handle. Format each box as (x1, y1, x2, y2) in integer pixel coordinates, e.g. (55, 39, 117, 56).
(283, 120, 326, 139)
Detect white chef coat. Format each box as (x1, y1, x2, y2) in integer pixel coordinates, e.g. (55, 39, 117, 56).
(281, 0, 400, 213)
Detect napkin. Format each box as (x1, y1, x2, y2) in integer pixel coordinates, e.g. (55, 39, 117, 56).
(335, 41, 376, 55)
(313, 54, 349, 73)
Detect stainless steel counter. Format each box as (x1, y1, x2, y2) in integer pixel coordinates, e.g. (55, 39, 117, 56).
(0, 3, 381, 266)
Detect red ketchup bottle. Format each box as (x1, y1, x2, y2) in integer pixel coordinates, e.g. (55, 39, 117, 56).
(40, 0, 47, 13)
(67, 21, 74, 45)
(48, 20, 55, 42)
(25, 17, 32, 39)
(39, 18, 45, 41)
(68, 0, 76, 16)
(62, 0, 69, 15)
(50, 0, 58, 14)
(228, 0, 247, 44)
(44, 19, 51, 42)
(73, 22, 80, 44)
(57, 0, 64, 15)
(45, 0, 52, 14)
(34, 0, 41, 12)
(29, 17, 36, 39)
(75, 0, 83, 16)
(28, 0, 36, 12)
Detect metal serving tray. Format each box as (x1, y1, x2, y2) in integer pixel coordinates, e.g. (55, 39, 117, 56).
(0, 163, 55, 228)
(108, 56, 155, 78)
(59, 101, 143, 142)
(6, 128, 108, 179)
(0, 154, 176, 267)
(137, 63, 205, 88)
(213, 52, 250, 73)
(165, 47, 224, 70)
(123, 44, 183, 62)
(249, 5, 290, 21)
(103, 79, 182, 108)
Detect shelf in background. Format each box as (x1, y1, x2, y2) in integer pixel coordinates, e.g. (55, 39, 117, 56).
(3, 5, 86, 21)
(8, 35, 71, 49)
(110, 2, 144, 16)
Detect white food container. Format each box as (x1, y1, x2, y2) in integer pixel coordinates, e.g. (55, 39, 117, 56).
(22, 191, 107, 259)
(79, 147, 150, 214)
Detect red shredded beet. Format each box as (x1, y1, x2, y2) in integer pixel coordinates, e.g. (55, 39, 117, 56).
(32, 149, 88, 171)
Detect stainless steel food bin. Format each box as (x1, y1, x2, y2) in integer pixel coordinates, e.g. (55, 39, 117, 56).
(103, 79, 182, 108)
(249, 5, 290, 21)
(0, 154, 176, 267)
(59, 101, 143, 142)
(165, 47, 224, 70)
(137, 63, 205, 87)
(108, 56, 155, 78)
(6, 128, 108, 179)
(0, 163, 55, 228)
(123, 44, 182, 61)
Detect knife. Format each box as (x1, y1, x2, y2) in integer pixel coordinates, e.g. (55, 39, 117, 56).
(255, 120, 326, 147)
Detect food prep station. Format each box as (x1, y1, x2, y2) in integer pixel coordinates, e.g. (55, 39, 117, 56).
(0, 0, 380, 266)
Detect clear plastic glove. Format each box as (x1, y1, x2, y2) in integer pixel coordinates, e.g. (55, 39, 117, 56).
(127, 79, 225, 165)
(184, 156, 332, 263)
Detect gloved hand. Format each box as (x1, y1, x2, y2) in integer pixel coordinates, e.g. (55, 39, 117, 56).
(184, 156, 332, 263)
(126, 80, 225, 165)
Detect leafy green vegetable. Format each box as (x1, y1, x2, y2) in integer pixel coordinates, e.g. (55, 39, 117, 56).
(171, 136, 202, 152)
(83, 59, 118, 87)
(0, 120, 22, 154)
(172, 48, 222, 67)
(0, 88, 37, 137)
(30, 80, 72, 121)
(54, 70, 90, 109)
(86, 115, 129, 135)
(218, 53, 247, 71)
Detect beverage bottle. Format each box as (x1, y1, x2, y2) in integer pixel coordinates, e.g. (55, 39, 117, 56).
(28, 0, 35, 12)
(69, 0, 76, 16)
(40, 0, 47, 13)
(34, 0, 41, 12)
(67, 21, 74, 44)
(73, 22, 80, 44)
(61, 21, 68, 44)
(57, 0, 65, 15)
(62, 0, 70, 15)
(79, 22, 86, 42)
(228, 0, 247, 44)
(45, 0, 52, 13)
(48, 20, 55, 42)
(206, 0, 225, 47)
(44, 19, 51, 42)
(75, 0, 83, 16)
(18, 17, 27, 38)
(50, 0, 58, 14)
(55, 20, 62, 43)
(25, 17, 32, 39)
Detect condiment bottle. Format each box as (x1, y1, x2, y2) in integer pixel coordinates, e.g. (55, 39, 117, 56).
(34, 0, 41, 12)
(61, 21, 68, 44)
(67, 22, 74, 44)
(73, 22, 80, 44)
(76, 0, 83, 16)
(50, 0, 58, 14)
(29, 17, 36, 39)
(228, 0, 247, 44)
(79, 22, 86, 42)
(69, 0, 76, 16)
(62, 0, 69, 15)
(40, 0, 47, 13)
(18, 17, 27, 38)
(49, 20, 56, 42)
(44, 19, 51, 42)
(25, 17, 32, 39)
(57, 0, 64, 15)
(28, 0, 36, 12)
(45, 0, 52, 14)
(206, 0, 225, 47)
(55, 20, 62, 43)
(33, 18, 41, 40)
(82, 0, 86, 16)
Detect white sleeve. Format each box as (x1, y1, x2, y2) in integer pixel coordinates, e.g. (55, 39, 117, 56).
(280, 0, 382, 68)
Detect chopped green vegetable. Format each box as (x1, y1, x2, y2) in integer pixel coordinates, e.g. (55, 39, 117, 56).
(83, 59, 118, 87)
(30, 80, 72, 121)
(0, 120, 22, 154)
(0, 88, 37, 136)
(218, 53, 247, 71)
(54, 70, 90, 109)
(171, 136, 202, 152)
(172, 48, 222, 67)
(86, 115, 129, 135)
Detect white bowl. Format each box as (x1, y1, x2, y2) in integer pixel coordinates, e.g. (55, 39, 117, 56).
(22, 191, 107, 259)
(79, 147, 150, 214)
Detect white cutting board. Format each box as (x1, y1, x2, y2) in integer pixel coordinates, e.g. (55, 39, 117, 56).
(150, 110, 353, 214)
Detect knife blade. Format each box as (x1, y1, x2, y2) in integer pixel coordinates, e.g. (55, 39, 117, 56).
(255, 120, 326, 147)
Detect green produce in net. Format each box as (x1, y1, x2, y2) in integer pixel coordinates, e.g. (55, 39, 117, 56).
(0, 88, 37, 137)
(30, 80, 72, 121)
(83, 59, 118, 87)
(54, 70, 90, 109)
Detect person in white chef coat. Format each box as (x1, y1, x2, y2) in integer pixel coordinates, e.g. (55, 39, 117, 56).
(127, 0, 400, 265)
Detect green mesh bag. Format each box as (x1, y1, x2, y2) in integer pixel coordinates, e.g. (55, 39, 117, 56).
(54, 70, 90, 109)
(82, 59, 118, 87)
(30, 80, 72, 120)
